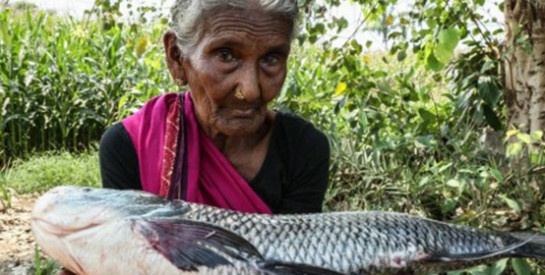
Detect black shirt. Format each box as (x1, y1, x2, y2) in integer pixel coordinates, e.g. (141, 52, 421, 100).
(99, 112, 330, 214)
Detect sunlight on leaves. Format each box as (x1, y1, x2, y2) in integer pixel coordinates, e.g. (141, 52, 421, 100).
(435, 28, 460, 64)
(386, 15, 394, 25)
(512, 258, 532, 275)
(499, 195, 521, 212)
(135, 37, 148, 57)
(334, 82, 347, 96)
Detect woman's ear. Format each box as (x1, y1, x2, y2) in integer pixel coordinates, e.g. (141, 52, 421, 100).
(163, 31, 187, 85)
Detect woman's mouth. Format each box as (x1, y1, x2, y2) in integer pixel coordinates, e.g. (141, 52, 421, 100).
(231, 108, 257, 118)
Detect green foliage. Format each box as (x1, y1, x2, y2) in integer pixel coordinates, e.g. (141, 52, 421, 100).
(278, 44, 544, 232)
(512, 258, 533, 275)
(285, 1, 544, 272)
(300, 0, 505, 131)
(1, 151, 100, 194)
(506, 129, 545, 162)
(34, 244, 61, 275)
(0, 6, 176, 166)
(0, 168, 11, 209)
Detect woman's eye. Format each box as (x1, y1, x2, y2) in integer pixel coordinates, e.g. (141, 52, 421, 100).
(217, 49, 235, 62)
(262, 54, 281, 66)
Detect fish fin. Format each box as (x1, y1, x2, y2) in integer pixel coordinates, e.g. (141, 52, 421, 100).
(509, 232, 545, 258)
(510, 232, 545, 244)
(255, 261, 344, 275)
(133, 218, 263, 271)
(425, 235, 536, 262)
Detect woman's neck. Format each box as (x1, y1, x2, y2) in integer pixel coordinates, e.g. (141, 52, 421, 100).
(211, 114, 273, 154)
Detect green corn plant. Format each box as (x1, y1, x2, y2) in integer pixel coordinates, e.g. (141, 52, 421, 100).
(0, 6, 176, 167)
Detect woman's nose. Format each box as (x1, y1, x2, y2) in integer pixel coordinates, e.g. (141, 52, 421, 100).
(238, 65, 260, 102)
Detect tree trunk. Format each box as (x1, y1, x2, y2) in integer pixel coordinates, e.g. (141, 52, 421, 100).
(504, 0, 545, 135)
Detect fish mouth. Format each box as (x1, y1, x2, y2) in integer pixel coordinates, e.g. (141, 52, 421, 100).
(32, 218, 89, 275)
(32, 218, 100, 238)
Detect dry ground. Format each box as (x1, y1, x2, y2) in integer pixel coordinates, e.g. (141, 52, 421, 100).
(0, 194, 49, 275)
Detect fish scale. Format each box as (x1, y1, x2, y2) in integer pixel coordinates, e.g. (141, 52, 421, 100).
(32, 187, 545, 274)
(180, 204, 528, 273)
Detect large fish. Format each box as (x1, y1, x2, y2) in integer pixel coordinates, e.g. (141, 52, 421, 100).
(32, 186, 545, 274)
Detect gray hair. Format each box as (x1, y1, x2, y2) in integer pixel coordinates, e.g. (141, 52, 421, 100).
(170, 0, 299, 53)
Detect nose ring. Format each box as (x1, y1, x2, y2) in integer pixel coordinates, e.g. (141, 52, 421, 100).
(235, 87, 246, 101)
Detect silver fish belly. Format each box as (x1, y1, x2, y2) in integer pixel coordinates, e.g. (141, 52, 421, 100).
(32, 186, 545, 274)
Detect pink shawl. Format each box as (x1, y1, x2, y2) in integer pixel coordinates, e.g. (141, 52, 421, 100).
(122, 92, 272, 214)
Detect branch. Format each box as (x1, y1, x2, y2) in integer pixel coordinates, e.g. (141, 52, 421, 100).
(342, 0, 382, 47)
(466, 3, 498, 56)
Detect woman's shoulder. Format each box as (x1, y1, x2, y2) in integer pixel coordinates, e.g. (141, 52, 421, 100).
(275, 111, 311, 125)
(273, 111, 329, 150)
(275, 112, 327, 138)
(100, 123, 131, 145)
(122, 92, 181, 135)
(99, 122, 142, 190)
(124, 93, 180, 119)
(99, 123, 135, 159)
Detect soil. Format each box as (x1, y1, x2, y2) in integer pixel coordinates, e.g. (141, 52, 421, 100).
(0, 194, 57, 275)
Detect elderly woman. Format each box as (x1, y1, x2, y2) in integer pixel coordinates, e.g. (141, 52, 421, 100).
(99, 0, 330, 214)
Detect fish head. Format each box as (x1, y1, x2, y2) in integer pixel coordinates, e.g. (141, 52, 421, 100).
(32, 186, 123, 233)
(31, 186, 127, 273)
(31, 186, 196, 274)
(31, 186, 172, 273)
(30, 186, 263, 274)
(32, 185, 170, 230)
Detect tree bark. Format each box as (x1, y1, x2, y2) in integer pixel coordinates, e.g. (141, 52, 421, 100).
(504, 0, 545, 135)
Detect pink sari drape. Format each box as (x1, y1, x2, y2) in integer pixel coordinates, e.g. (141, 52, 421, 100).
(122, 92, 272, 214)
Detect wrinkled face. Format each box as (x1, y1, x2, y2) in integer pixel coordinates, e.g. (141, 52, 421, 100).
(182, 8, 292, 137)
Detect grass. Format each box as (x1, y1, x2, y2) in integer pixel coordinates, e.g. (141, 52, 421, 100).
(34, 244, 61, 275)
(0, 151, 99, 274)
(0, 150, 100, 197)
(0, 169, 11, 209)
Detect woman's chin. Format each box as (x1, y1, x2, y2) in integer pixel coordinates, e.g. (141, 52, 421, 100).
(215, 117, 265, 137)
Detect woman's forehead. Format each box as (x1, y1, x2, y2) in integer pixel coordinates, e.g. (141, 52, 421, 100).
(200, 8, 292, 40)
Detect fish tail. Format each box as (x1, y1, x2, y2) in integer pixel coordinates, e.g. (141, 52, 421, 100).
(510, 232, 545, 258)
(425, 232, 545, 264)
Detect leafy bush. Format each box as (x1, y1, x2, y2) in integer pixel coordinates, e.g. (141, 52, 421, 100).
(279, 45, 545, 226)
